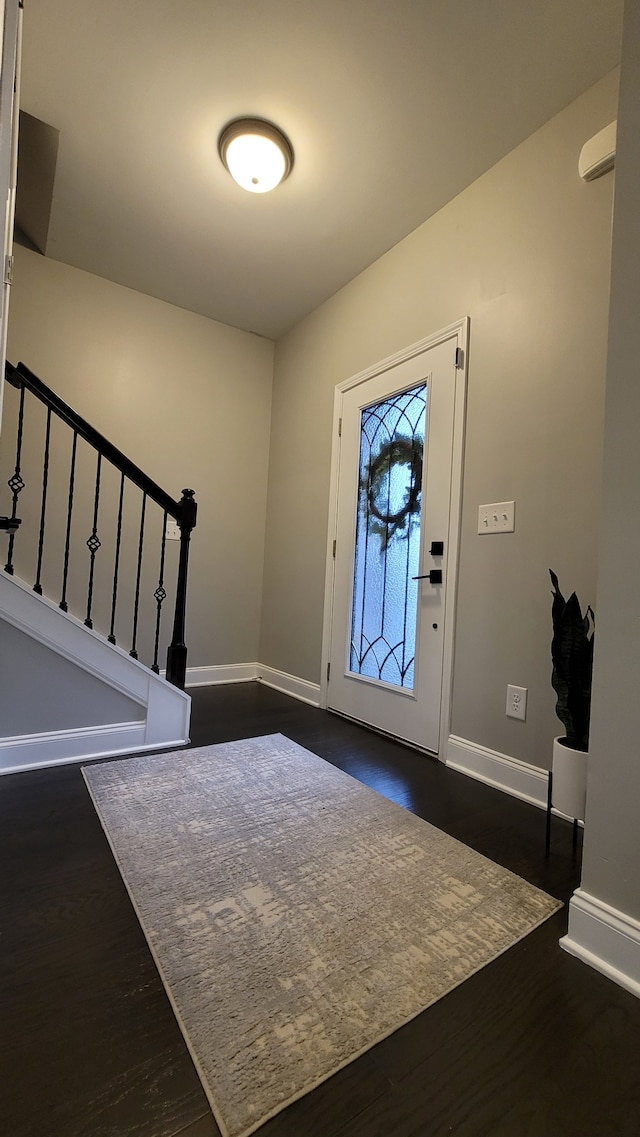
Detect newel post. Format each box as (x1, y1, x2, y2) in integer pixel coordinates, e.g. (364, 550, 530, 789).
(166, 488, 197, 689)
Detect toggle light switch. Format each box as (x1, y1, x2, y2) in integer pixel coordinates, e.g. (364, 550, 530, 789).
(478, 501, 515, 533)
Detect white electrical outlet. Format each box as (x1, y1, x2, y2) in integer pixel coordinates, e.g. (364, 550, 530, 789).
(506, 684, 527, 721)
(165, 519, 181, 541)
(478, 501, 515, 534)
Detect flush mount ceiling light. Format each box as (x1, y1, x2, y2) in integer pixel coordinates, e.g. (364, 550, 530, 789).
(218, 117, 293, 194)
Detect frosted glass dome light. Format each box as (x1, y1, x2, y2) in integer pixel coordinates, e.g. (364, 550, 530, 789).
(218, 118, 293, 194)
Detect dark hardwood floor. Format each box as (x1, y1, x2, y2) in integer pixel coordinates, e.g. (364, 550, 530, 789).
(2, 682, 639, 1137)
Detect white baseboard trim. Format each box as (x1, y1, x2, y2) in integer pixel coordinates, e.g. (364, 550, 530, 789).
(256, 665, 321, 708)
(0, 720, 191, 776)
(446, 734, 549, 808)
(183, 663, 259, 687)
(561, 889, 640, 999)
(446, 735, 585, 823)
(180, 661, 322, 708)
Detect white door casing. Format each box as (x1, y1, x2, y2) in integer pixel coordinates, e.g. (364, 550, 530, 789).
(0, 0, 21, 434)
(321, 319, 468, 756)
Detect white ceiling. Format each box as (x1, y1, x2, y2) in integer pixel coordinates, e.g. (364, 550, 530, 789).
(20, 0, 622, 340)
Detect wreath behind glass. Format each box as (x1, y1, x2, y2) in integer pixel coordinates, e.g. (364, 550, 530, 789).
(361, 435, 424, 551)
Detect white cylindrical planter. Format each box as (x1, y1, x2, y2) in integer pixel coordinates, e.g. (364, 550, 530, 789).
(552, 736, 588, 821)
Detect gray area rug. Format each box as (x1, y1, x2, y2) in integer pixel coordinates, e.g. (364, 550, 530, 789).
(83, 734, 561, 1137)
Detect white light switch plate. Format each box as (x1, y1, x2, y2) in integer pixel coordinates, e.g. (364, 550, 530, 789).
(165, 519, 181, 541)
(478, 501, 515, 534)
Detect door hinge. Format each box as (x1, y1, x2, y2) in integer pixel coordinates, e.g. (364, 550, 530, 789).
(338, 417, 342, 437)
(455, 346, 464, 370)
(327, 661, 331, 681)
(332, 539, 336, 558)
(3, 255, 14, 286)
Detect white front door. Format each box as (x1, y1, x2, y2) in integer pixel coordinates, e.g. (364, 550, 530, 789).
(326, 325, 466, 754)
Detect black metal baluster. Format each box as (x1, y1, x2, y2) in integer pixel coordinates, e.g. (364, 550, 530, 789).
(130, 492, 147, 659)
(108, 472, 125, 644)
(59, 432, 78, 612)
(5, 383, 26, 575)
(151, 510, 168, 673)
(84, 452, 102, 628)
(3, 365, 198, 675)
(33, 407, 52, 595)
(166, 489, 197, 689)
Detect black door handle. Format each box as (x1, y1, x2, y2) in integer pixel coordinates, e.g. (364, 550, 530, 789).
(412, 569, 442, 584)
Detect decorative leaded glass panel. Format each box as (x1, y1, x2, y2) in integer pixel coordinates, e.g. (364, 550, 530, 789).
(349, 382, 426, 690)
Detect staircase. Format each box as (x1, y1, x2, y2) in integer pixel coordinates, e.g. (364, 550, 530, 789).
(0, 360, 197, 774)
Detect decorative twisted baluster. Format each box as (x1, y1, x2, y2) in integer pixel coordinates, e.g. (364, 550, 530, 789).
(59, 431, 78, 612)
(130, 492, 147, 659)
(4, 382, 25, 575)
(108, 472, 125, 644)
(84, 453, 102, 628)
(33, 407, 52, 595)
(151, 510, 168, 674)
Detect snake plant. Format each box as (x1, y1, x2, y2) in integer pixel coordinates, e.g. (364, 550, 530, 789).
(549, 569, 595, 752)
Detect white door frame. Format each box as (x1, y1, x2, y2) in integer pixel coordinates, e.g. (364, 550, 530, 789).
(0, 0, 22, 436)
(319, 317, 469, 758)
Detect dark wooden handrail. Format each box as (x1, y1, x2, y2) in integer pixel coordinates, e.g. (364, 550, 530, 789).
(6, 360, 184, 522)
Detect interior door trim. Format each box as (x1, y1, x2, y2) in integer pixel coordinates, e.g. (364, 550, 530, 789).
(319, 317, 469, 760)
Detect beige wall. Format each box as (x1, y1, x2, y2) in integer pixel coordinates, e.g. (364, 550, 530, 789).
(2, 72, 619, 771)
(260, 71, 618, 768)
(6, 247, 274, 669)
(0, 618, 141, 733)
(580, 3, 640, 921)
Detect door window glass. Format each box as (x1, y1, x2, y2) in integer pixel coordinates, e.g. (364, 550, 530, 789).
(349, 382, 426, 690)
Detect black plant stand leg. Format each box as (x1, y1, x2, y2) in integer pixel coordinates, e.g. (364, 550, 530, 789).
(545, 771, 553, 858)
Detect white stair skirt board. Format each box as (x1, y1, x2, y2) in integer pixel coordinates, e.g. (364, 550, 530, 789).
(562, 890, 640, 999)
(0, 572, 190, 773)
